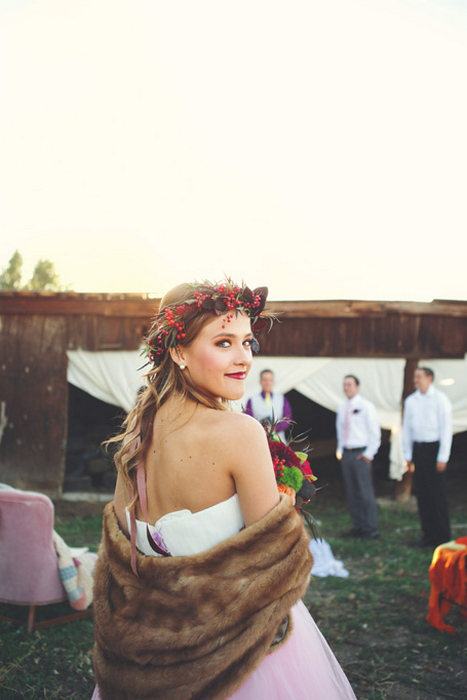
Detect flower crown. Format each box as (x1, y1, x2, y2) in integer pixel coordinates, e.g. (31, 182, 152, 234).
(146, 280, 270, 367)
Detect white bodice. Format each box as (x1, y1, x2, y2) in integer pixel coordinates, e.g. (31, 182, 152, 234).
(126, 494, 245, 557)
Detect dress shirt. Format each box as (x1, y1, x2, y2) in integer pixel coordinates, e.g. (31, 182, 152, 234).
(402, 386, 453, 463)
(336, 394, 381, 461)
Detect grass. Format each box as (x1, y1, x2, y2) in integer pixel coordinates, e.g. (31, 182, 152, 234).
(0, 621, 96, 700)
(0, 470, 466, 699)
(0, 510, 102, 700)
(53, 514, 103, 551)
(303, 470, 467, 700)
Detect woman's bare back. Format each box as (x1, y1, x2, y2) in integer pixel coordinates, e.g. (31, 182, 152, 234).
(114, 399, 237, 533)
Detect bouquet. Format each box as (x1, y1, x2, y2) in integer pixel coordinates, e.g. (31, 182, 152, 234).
(269, 438, 316, 502)
(266, 426, 319, 537)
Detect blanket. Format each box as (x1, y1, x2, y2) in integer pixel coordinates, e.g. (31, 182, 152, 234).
(52, 530, 97, 610)
(427, 536, 467, 634)
(93, 494, 312, 700)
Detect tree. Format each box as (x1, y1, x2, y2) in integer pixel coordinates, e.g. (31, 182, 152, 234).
(0, 251, 68, 291)
(26, 259, 62, 291)
(0, 249, 23, 290)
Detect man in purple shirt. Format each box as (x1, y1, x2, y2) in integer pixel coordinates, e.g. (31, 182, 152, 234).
(244, 369, 292, 442)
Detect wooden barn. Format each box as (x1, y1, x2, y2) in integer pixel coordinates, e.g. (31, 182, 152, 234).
(1, 292, 466, 498)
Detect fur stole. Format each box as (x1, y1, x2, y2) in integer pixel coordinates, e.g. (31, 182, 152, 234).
(93, 495, 312, 700)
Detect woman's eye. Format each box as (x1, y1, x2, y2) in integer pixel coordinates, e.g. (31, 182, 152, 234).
(215, 338, 253, 348)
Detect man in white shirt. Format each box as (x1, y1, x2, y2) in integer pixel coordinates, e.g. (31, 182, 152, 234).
(402, 367, 452, 547)
(336, 375, 381, 539)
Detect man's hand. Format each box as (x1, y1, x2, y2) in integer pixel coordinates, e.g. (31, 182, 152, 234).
(357, 454, 371, 464)
(405, 461, 415, 473)
(436, 461, 447, 472)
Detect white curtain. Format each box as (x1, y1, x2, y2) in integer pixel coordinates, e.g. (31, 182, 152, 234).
(234, 357, 333, 411)
(294, 358, 405, 431)
(240, 357, 405, 430)
(66, 350, 467, 480)
(241, 357, 407, 479)
(67, 349, 146, 413)
(298, 358, 408, 479)
(387, 357, 467, 480)
(420, 358, 467, 433)
(243, 356, 467, 481)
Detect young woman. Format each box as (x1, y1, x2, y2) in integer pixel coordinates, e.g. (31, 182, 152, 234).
(92, 281, 356, 700)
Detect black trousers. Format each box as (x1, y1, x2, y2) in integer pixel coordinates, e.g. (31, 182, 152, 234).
(413, 441, 451, 545)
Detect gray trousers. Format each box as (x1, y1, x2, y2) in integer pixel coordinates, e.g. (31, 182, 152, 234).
(341, 449, 379, 535)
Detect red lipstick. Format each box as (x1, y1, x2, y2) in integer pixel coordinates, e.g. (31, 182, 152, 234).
(226, 372, 246, 380)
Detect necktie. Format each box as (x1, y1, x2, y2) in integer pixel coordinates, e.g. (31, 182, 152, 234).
(343, 401, 352, 445)
(264, 392, 271, 406)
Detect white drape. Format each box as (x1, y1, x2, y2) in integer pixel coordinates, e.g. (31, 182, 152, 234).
(388, 357, 467, 479)
(66, 350, 467, 480)
(295, 358, 405, 430)
(240, 357, 404, 428)
(240, 357, 407, 479)
(67, 349, 146, 413)
(420, 358, 467, 434)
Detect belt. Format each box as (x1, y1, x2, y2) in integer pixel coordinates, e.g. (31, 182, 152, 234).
(413, 441, 439, 446)
(343, 446, 366, 452)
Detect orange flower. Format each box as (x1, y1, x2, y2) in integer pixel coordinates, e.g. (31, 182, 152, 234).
(277, 482, 296, 505)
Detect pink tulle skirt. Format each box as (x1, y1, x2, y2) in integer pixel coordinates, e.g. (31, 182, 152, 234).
(92, 601, 356, 699)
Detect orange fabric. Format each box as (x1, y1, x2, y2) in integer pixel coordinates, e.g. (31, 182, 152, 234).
(427, 536, 467, 634)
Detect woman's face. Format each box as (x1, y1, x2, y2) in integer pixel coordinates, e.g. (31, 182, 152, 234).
(178, 311, 254, 400)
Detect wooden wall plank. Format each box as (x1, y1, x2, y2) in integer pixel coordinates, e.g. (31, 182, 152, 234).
(0, 315, 67, 497)
(255, 317, 466, 358)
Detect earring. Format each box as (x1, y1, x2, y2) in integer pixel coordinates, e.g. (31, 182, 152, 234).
(179, 364, 186, 370)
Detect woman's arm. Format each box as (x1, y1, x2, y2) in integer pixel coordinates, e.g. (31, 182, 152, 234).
(225, 414, 279, 527)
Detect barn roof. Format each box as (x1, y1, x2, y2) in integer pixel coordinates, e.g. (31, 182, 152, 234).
(1, 292, 466, 358)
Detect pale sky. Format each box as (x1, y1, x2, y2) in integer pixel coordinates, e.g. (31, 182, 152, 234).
(1, 0, 466, 301)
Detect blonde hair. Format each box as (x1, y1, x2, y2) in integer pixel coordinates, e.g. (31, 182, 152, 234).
(107, 283, 231, 506)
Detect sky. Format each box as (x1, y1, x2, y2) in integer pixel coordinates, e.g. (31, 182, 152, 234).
(1, 0, 466, 301)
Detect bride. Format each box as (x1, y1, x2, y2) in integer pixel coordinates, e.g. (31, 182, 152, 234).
(92, 280, 356, 700)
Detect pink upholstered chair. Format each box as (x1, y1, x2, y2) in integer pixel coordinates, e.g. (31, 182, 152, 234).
(0, 488, 92, 633)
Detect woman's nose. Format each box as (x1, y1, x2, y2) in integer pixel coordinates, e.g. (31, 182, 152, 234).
(234, 344, 251, 366)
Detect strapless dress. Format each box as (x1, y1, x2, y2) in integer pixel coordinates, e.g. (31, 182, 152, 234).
(92, 495, 356, 699)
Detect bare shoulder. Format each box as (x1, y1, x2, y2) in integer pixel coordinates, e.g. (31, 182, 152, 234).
(212, 412, 278, 526)
(195, 409, 278, 526)
(206, 410, 267, 445)
(194, 410, 269, 464)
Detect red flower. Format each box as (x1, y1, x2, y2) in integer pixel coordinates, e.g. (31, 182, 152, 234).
(268, 440, 301, 468)
(300, 459, 315, 479)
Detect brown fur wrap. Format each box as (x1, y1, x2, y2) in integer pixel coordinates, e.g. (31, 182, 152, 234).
(93, 495, 312, 700)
